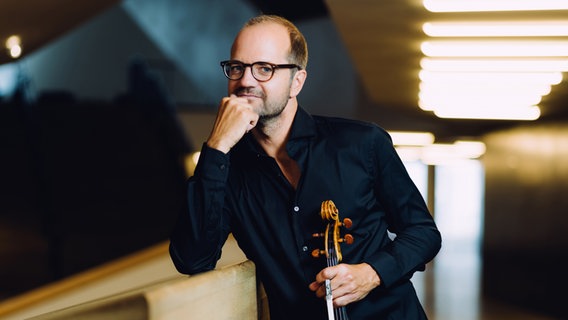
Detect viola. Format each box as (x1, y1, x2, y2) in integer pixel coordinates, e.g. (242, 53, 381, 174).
(312, 200, 353, 320)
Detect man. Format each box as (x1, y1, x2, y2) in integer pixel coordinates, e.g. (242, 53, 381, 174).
(169, 14, 441, 319)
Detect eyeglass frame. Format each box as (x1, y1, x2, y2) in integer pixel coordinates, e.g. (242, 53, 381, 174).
(220, 60, 302, 82)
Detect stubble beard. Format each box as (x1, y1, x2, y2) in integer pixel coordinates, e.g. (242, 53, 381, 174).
(237, 86, 291, 130)
(258, 100, 286, 127)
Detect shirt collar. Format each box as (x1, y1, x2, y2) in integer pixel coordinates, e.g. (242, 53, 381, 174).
(288, 105, 317, 141)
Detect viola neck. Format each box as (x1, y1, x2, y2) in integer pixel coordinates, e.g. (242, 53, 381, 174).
(325, 221, 349, 320)
(327, 254, 349, 320)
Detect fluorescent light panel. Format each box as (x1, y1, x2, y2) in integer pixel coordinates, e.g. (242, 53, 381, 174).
(388, 131, 435, 146)
(423, 0, 568, 12)
(419, 93, 543, 109)
(423, 21, 568, 37)
(399, 141, 487, 165)
(421, 57, 568, 73)
(421, 101, 541, 113)
(422, 40, 568, 57)
(419, 1, 565, 121)
(395, 147, 422, 162)
(419, 70, 563, 85)
(454, 141, 487, 158)
(395, 141, 487, 164)
(419, 81, 552, 96)
(433, 106, 541, 120)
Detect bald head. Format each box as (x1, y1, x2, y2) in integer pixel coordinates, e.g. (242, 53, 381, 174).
(232, 15, 308, 70)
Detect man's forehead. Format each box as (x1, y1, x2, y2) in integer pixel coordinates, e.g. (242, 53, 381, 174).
(231, 22, 291, 59)
(239, 22, 288, 42)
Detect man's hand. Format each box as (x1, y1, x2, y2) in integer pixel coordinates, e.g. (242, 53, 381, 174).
(308, 263, 381, 307)
(207, 94, 259, 154)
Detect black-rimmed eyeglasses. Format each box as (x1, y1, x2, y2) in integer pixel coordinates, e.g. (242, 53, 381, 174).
(220, 60, 301, 82)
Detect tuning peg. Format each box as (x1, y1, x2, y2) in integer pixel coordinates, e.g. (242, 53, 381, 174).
(312, 249, 325, 258)
(340, 234, 354, 245)
(341, 218, 352, 229)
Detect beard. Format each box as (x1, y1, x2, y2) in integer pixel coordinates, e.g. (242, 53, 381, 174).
(234, 86, 291, 127)
(258, 102, 285, 125)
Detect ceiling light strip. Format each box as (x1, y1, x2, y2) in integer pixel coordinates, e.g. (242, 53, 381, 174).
(419, 81, 553, 96)
(420, 93, 543, 107)
(433, 106, 541, 120)
(420, 57, 568, 72)
(423, 21, 568, 37)
(418, 96, 549, 112)
(419, 70, 563, 85)
(423, 0, 568, 12)
(388, 131, 435, 146)
(421, 40, 568, 57)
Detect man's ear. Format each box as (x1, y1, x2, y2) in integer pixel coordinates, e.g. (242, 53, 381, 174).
(290, 69, 307, 98)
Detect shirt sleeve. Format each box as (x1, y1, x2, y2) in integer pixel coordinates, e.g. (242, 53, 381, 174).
(169, 143, 232, 274)
(365, 128, 442, 288)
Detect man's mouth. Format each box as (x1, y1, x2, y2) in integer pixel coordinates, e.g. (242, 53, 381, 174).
(235, 88, 263, 99)
(239, 93, 259, 98)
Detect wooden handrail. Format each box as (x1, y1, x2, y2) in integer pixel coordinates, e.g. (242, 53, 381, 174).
(30, 260, 258, 320)
(0, 241, 171, 317)
(0, 234, 247, 319)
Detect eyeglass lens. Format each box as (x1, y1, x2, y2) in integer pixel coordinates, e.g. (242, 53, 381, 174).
(223, 62, 275, 81)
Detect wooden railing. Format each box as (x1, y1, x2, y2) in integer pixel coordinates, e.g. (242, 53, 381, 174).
(0, 235, 269, 320)
(29, 260, 261, 320)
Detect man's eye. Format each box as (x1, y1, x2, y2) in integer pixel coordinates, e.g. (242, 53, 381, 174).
(257, 65, 273, 74)
(230, 65, 244, 72)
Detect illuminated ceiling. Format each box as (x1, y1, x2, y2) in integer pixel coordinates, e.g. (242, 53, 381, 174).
(1, 0, 567, 140)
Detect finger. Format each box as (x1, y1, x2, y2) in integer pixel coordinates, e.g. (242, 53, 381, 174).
(308, 281, 319, 292)
(310, 283, 326, 298)
(333, 290, 359, 308)
(229, 93, 250, 104)
(317, 266, 338, 283)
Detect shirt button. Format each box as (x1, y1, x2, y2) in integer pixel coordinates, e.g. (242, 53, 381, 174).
(293, 206, 300, 212)
(220, 164, 226, 170)
(302, 246, 308, 252)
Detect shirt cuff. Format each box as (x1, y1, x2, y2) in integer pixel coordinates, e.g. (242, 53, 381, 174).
(194, 143, 230, 182)
(365, 251, 400, 289)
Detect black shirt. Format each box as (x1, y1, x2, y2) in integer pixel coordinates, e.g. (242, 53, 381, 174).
(170, 107, 441, 319)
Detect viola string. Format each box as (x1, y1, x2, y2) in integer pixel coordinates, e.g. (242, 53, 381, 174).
(323, 219, 349, 319)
